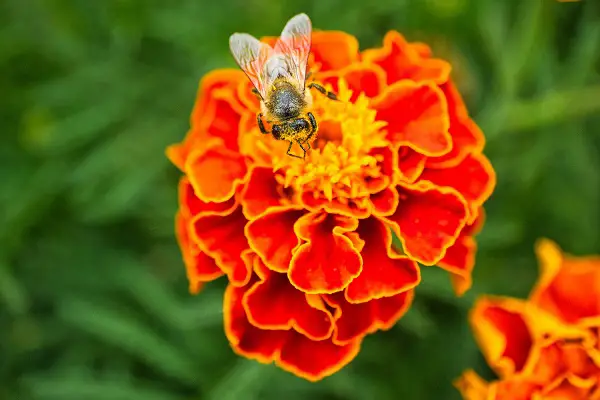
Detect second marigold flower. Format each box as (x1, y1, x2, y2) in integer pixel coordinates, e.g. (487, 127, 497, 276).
(168, 21, 496, 381)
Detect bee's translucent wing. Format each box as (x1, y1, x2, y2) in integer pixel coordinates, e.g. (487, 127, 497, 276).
(229, 33, 273, 98)
(273, 13, 312, 91)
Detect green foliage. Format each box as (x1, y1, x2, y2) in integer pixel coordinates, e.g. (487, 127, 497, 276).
(1, 0, 599, 399)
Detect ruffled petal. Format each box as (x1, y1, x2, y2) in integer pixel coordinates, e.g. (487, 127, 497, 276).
(530, 239, 600, 324)
(397, 146, 427, 182)
(326, 290, 414, 345)
(176, 212, 224, 294)
(240, 166, 283, 219)
(289, 212, 362, 294)
(436, 209, 484, 296)
(345, 217, 420, 303)
(224, 283, 287, 363)
(243, 255, 334, 340)
(385, 182, 469, 266)
(370, 186, 399, 217)
(421, 153, 496, 223)
(192, 203, 252, 286)
(362, 31, 451, 85)
(469, 296, 534, 377)
(185, 139, 249, 203)
(245, 206, 306, 273)
(277, 330, 361, 382)
(319, 63, 386, 101)
(311, 31, 360, 71)
(426, 81, 485, 168)
(178, 176, 235, 217)
(372, 81, 452, 157)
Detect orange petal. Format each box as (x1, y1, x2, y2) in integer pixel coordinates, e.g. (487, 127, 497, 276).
(362, 31, 451, 85)
(277, 330, 361, 382)
(531, 239, 600, 325)
(192, 203, 252, 287)
(397, 146, 427, 182)
(243, 257, 334, 341)
(454, 370, 491, 400)
(319, 63, 387, 101)
(345, 217, 420, 303)
(469, 296, 534, 377)
(245, 206, 306, 273)
(223, 282, 288, 364)
(240, 166, 283, 220)
(311, 31, 360, 71)
(426, 81, 485, 168)
(438, 235, 477, 297)
(176, 212, 224, 294)
(421, 153, 496, 224)
(372, 81, 451, 157)
(289, 212, 362, 294)
(185, 139, 249, 203)
(370, 186, 399, 217)
(326, 290, 414, 345)
(385, 182, 468, 266)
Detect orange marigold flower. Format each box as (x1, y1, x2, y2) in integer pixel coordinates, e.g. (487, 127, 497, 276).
(456, 240, 600, 399)
(168, 25, 495, 381)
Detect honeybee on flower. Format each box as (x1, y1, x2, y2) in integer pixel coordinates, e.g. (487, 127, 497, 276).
(229, 13, 338, 159)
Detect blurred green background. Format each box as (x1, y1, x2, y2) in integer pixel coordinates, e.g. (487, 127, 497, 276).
(1, 0, 599, 399)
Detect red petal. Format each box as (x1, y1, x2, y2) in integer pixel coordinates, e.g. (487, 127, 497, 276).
(311, 31, 360, 71)
(176, 212, 224, 294)
(193, 203, 252, 286)
(345, 217, 420, 303)
(397, 146, 427, 182)
(240, 166, 283, 220)
(243, 257, 334, 340)
(245, 206, 306, 273)
(471, 297, 534, 376)
(300, 192, 372, 219)
(178, 176, 235, 217)
(420, 153, 496, 223)
(277, 330, 361, 382)
(438, 235, 477, 297)
(289, 212, 362, 294)
(362, 31, 451, 85)
(370, 186, 399, 217)
(326, 290, 414, 345)
(372, 81, 451, 157)
(224, 283, 287, 363)
(385, 182, 469, 265)
(426, 81, 485, 168)
(186, 139, 248, 203)
(320, 63, 386, 101)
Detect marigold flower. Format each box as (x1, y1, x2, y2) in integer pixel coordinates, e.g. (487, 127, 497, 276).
(456, 239, 600, 399)
(168, 27, 495, 381)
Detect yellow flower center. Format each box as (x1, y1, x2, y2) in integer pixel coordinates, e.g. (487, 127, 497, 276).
(274, 80, 390, 204)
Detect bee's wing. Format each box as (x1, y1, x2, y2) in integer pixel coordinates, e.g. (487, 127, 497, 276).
(229, 33, 273, 98)
(273, 13, 312, 91)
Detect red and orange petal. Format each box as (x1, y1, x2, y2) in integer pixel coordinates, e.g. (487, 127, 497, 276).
(224, 282, 362, 382)
(531, 238, 600, 326)
(385, 182, 469, 266)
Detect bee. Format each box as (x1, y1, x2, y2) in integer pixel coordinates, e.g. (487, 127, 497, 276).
(229, 13, 338, 159)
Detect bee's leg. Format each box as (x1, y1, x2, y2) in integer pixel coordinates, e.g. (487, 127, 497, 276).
(308, 82, 338, 101)
(307, 112, 318, 133)
(297, 141, 307, 159)
(257, 113, 269, 135)
(286, 141, 303, 159)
